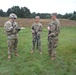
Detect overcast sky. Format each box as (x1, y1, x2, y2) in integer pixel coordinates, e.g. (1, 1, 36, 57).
(0, 0, 76, 14)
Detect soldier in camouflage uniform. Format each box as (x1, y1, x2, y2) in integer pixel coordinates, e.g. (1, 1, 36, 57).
(4, 13, 21, 59)
(31, 16, 43, 54)
(47, 13, 61, 60)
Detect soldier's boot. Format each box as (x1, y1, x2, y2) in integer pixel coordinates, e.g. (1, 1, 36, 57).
(31, 46, 35, 54)
(31, 50, 34, 54)
(8, 54, 11, 59)
(51, 50, 56, 60)
(40, 51, 42, 55)
(51, 54, 56, 60)
(14, 48, 19, 56)
(15, 52, 19, 56)
(38, 45, 42, 55)
(51, 57, 56, 60)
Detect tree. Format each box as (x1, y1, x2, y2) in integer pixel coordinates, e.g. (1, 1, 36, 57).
(7, 6, 31, 18)
(7, 6, 21, 17)
(69, 11, 76, 20)
(0, 9, 4, 17)
(31, 12, 36, 18)
(46, 14, 51, 19)
(20, 7, 31, 18)
(57, 14, 63, 19)
(0, 6, 75, 20)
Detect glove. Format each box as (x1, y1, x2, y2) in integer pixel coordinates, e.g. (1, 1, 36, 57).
(10, 27, 13, 29)
(16, 27, 21, 31)
(49, 33, 55, 37)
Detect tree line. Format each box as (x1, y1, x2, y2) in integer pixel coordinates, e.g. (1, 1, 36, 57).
(0, 6, 76, 20)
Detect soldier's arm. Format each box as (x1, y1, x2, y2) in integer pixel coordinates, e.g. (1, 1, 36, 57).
(4, 22, 13, 32)
(47, 23, 51, 31)
(39, 24, 43, 32)
(31, 24, 35, 33)
(41, 24, 43, 31)
(15, 23, 21, 32)
(50, 21, 61, 37)
(47, 23, 52, 37)
(37, 24, 43, 36)
(54, 21, 61, 36)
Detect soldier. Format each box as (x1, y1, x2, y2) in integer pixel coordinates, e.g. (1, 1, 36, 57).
(47, 13, 61, 60)
(31, 16, 43, 54)
(4, 13, 21, 59)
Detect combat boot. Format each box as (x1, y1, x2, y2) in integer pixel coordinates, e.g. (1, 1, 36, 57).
(8, 54, 11, 59)
(40, 52, 42, 55)
(15, 53, 19, 56)
(31, 50, 34, 54)
(51, 57, 56, 60)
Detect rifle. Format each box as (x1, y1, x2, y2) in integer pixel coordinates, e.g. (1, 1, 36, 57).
(32, 26, 39, 49)
(12, 23, 21, 34)
(48, 30, 51, 41)
(35, 31, 38, 49)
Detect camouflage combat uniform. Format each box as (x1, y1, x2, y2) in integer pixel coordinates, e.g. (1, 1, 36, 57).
(4, 21, 20, 55)
(31, 22, 43, 52)
(48, 19, 60, 57)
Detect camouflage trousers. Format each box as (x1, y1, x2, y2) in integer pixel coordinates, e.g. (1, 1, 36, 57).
(48, 36, 58, 57)
(32, 34, 42, 52)
(7, 39, 18, 55)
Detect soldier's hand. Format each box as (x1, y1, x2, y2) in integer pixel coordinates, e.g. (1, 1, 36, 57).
(15, 27, 21, 31)
(10, 27, 13, 30)
(32, 30, 34, 34)
(47, 26, 51, 30)
(51, 33, 55, 37)
(49, 33, 55, 37)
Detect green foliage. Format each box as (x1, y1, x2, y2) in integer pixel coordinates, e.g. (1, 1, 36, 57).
(31, 12, 36, 18)
(0, 9, 4, 16)
(31, 12, 51, 19)
(7, 6, 21, 17)
(57, 11, 76, 20)
(0, 26, 76, 75)
(36, 13, 51, 19)
(0, 6, 76, 19)
(0, 9, 6, 17)
(69, 11, 76, 20)
(7, 6, 31, 18)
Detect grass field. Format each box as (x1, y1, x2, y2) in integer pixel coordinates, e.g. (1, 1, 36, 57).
(0, 26, 76, 75)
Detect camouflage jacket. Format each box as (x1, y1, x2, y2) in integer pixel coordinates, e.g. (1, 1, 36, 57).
(48, 19, 61, 37)
(31, 22, 43, 36)
(4, 21, 19, 39)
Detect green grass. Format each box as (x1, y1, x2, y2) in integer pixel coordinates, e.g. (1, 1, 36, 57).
(0, 26, 76, 75)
